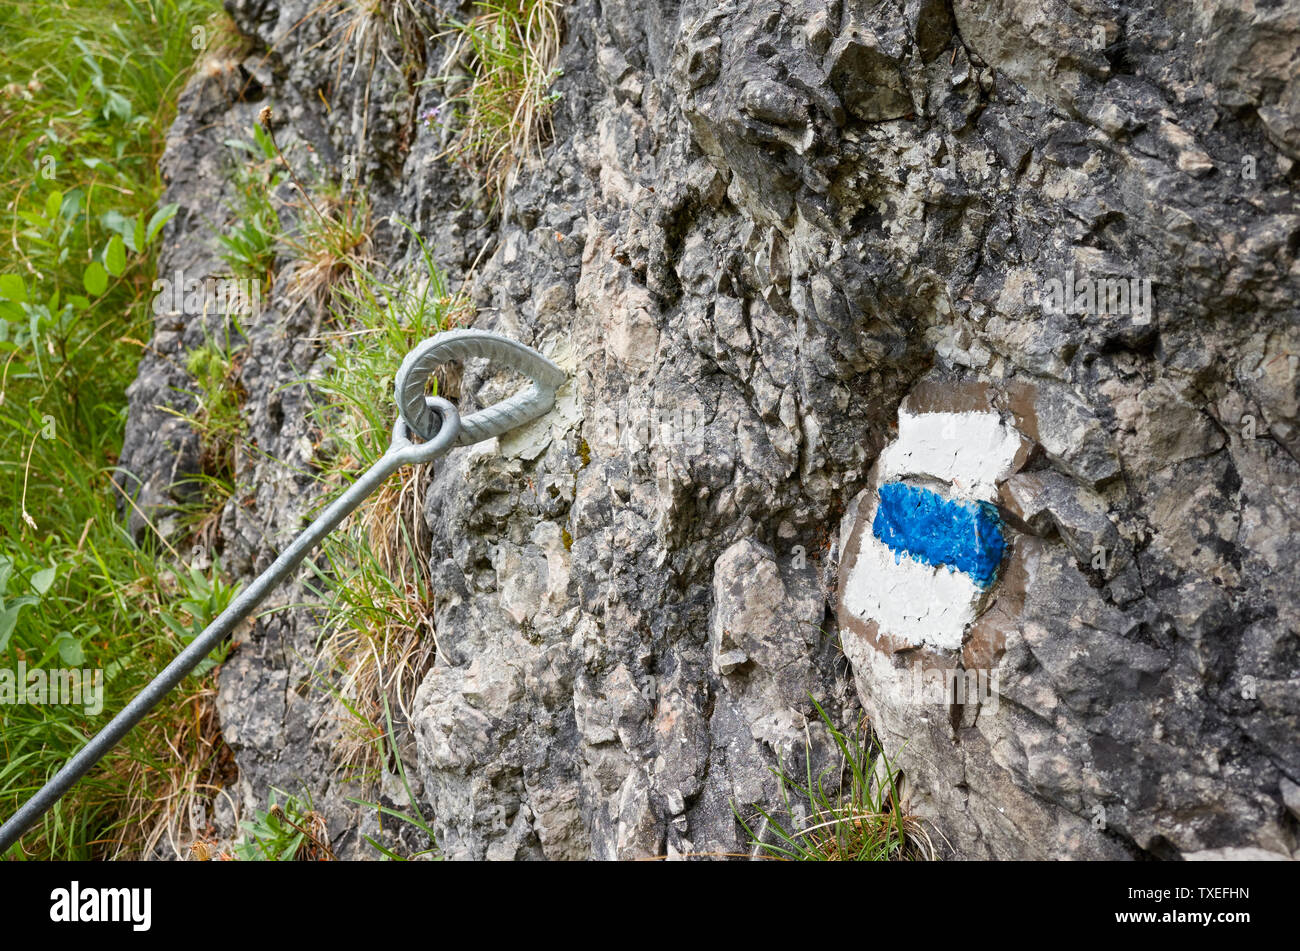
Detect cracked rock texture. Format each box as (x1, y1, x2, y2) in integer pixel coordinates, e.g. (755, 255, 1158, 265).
(118, 0, 1299, 859)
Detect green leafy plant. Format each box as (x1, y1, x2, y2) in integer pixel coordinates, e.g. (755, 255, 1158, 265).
(0, 188, 177, 386)
(177, 325, 247, 480)
(217, 123, 283, 286)
(235, 787, 335, 861)
(0, 554, 55, 653)
(734, 698, 936, 861)
(158, 560, 241, 678)
(155, 321, 247, 556)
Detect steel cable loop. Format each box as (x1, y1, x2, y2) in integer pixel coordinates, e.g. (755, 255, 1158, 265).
(395, 328, 567, 444)
(389, 395, 461, 465)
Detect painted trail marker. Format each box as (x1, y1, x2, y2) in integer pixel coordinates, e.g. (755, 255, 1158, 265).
(841, 393, 1030, 652)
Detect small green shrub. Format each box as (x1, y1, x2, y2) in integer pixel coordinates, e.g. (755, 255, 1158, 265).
(235, 787, 335, 860)
(217, 123, 283, 286)
(158, 560, 240, 679)
(179, 328, 246, 479)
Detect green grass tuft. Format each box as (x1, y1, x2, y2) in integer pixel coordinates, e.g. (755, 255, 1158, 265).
(428, 0, 565, 202)
(234, 787, 335, 861)
(734, 697, 937, 861)
(304, 222, 468, 784)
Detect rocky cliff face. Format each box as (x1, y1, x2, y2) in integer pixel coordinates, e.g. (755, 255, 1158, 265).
(119, 0, 1300, 859)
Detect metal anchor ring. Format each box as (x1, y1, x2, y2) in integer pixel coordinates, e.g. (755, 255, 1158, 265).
(394, 328, 567, 445)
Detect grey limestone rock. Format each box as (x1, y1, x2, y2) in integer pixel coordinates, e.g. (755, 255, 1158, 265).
(119, 0, 1299, 859)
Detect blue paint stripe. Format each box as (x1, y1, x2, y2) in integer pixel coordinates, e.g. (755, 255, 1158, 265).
(871, 482, 1006, 589)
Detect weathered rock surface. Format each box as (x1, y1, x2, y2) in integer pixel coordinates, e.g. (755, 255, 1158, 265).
(119, 0, 1299, 859)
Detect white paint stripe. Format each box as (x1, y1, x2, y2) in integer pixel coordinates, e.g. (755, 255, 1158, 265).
(878, 410, 1023, 501)
(842, 525, 983, 652)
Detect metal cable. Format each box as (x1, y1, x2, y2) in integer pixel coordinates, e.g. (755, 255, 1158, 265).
(0, 329, 564, 854)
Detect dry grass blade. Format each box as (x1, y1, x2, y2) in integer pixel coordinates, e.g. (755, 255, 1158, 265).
(318, 465, 438, 777)
(283, 186, 375, 312)
(111, 684, 239, 860)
